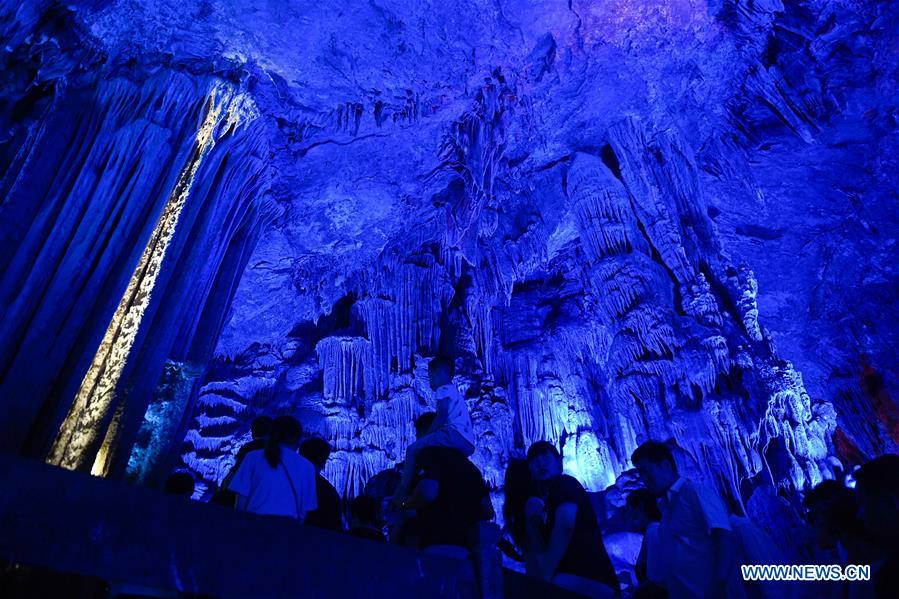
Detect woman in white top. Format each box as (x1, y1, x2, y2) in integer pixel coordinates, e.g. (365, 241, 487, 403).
(228, 415, 318, 521)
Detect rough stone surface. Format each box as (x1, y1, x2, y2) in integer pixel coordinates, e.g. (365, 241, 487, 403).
(1, 0, 897, 546)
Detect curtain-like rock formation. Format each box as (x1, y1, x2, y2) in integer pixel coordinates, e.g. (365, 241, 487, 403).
(1, 0, 896, 552)
(0, 3, 275, 480)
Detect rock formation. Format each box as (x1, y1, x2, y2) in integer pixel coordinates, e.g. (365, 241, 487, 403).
(1, 0, 896, 538)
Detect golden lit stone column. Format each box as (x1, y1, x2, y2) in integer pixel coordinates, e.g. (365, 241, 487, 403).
(47, 85, 252, 473)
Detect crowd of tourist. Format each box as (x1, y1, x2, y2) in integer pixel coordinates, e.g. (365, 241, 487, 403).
(163, 356, 899, 599)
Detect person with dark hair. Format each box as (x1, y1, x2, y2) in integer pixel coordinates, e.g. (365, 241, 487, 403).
(211, 415, 274, 507)
(228, 415, 317, 521)
(395, 355, 476, 500)
(415, 411, 437, 439)
(630, 441, 677, 473)
(803, 480, 871, 563)
(348, 494, 386, 542)
(631, 440, 739, 599)
(854, 454, 899, 598)
(499, 458, 532, 563)
(300, 437, 343, 531)
(361, 461, 407, 544)
(409, 444, 501, 596)
(398, 424, 493, 553)
(250, 415, 274, 440)
(164, 471, 195, 497)
(524, 441, 619, 598)
(395, 412, 500, 596)
(626, 489, 662, 585)
(232, 416, 275, 468)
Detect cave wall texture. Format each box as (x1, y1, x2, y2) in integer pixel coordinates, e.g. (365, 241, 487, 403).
(1, 0, 897, 538)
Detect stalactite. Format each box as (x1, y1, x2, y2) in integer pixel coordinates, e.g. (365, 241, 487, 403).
(755, 362, 835, 490)
(569, 152, 688, 423)
(441, 105, 504, 242)
(353, 259, 454, 396)
(732, 263, 763, 341)
(366, 390, 423, 452)
(352, 299, 396, 399)
(606, 118, 698, 285)
(48, 83, 243, 471)
(180, 368, 281, 495)
(703, 335, 731, 372)
(316, 336, 370, 409)
(561, 140, 835, 501)
(740, 65, 816, 144)
(468, 392, 514, 488)
(2, 0, 881, 544)
(102, 95, 273, 481)
(562, 430, 619, 492)
(569, 156, 640, 264)
(0, 45, 275, 478)
(325, 448, 393, 501)
(0, 73, 207, 454)
(467, 298, 495, 373)
(684, 273, 724, 327)
(518, 382, 568, 448)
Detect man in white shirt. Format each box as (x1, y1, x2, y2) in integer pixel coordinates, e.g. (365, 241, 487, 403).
(228, 415, 317, 521)
(632, 441, 741, 599)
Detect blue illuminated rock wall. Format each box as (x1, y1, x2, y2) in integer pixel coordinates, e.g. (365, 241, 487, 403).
(171, 0, 898, 513)
(0, 2, 276, 478)
(0, 0, 896, 540)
